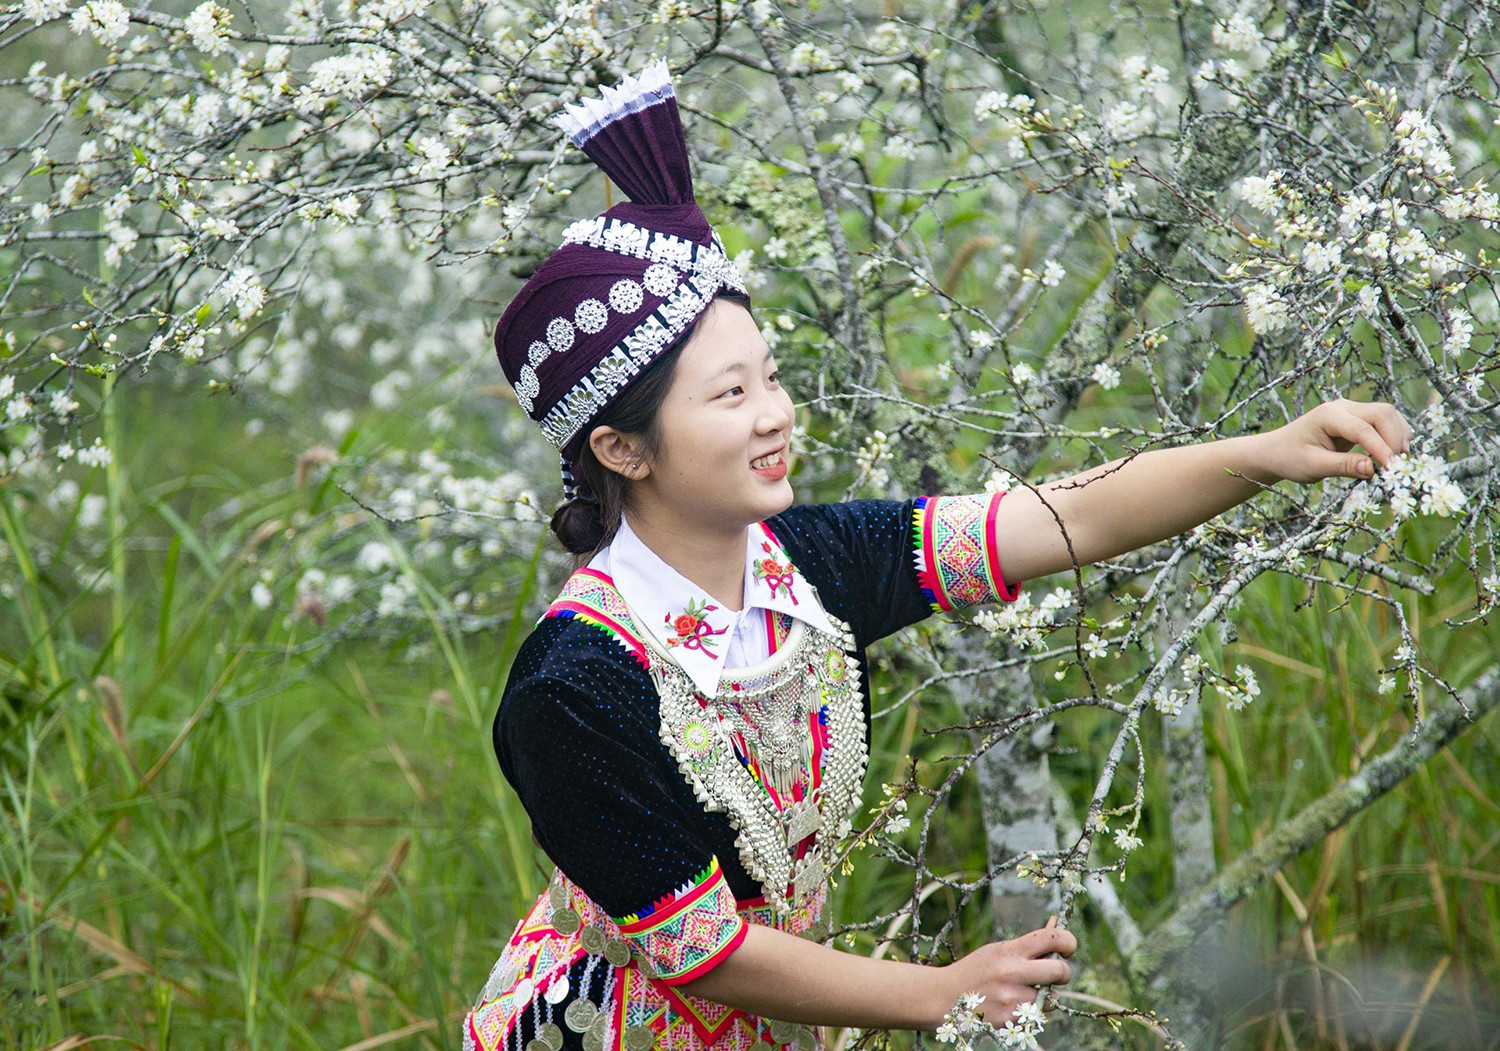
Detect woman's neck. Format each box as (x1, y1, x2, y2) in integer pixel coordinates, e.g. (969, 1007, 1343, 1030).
(621, 507, 748, 612)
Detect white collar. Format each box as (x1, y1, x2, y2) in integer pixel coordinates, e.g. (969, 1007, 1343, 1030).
(595, 516, 836, 697)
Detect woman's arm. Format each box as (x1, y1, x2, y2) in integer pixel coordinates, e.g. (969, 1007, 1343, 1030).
(678, 921, 1076, 1029)
(991, 399, 1412, 584)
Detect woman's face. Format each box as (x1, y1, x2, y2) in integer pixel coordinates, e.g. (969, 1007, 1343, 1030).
(629, 298, 796, 537)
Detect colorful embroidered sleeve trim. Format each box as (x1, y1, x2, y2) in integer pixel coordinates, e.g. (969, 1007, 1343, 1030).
(912, 493, 1022, 612)
(613, 857, 747, 986)
(542, 567, 652, 669)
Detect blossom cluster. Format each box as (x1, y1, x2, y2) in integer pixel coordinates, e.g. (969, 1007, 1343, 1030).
(935, 992, 1047, 1051)
(973, 587, 1075, 650)
(1340, 447, 1469, 524)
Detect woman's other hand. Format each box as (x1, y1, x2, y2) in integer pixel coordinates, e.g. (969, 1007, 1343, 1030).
(938, 925, 1077, 1025)
(1257, 398, 1412, 485)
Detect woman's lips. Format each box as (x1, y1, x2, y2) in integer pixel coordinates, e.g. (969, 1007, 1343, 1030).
(751, 450, 787, 480)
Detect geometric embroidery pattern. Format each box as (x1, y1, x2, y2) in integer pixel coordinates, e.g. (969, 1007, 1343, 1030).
(542, 566, 653, 669)
(615, 862, 747, 985)
(911, 493, 1021, 612)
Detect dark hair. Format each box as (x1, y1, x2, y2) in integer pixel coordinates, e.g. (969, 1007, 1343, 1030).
(550, 291, 753, 557)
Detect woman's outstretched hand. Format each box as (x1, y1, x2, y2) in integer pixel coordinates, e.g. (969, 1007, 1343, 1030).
(940, 925, 1078, 1025)
(1257, 398, 1413, 485)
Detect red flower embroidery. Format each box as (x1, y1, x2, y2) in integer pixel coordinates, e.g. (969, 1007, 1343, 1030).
(753, 542, 799, 604)
(665, 597, 727, 658)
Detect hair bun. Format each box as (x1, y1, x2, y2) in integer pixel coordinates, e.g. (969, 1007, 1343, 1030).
(550, 498, 607, 556)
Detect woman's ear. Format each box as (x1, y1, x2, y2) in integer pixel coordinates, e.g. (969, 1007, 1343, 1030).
(589, 425, 651, 480)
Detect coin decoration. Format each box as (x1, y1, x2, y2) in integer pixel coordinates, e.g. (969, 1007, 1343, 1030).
(544, 976, 570, 1004)
(624, 1024, 655, 1051)
(603, 938, 632, 968)
(768, 1019, 797, 1044)
(564, 998, 599, 1032)
(552, 908, 582, 936)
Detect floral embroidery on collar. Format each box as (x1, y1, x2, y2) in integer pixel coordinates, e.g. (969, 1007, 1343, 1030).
(664, 596, 728, 659)
(751, 541, 799, 605)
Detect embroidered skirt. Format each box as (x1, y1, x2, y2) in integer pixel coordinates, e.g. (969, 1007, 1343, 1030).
(466, 868, 827, 1051)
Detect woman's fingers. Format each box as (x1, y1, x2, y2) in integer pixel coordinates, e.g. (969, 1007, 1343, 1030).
(1326, 401, 1397, 467)
(1017, 925, 1078, 959)
(1291, 399, 1414, 481)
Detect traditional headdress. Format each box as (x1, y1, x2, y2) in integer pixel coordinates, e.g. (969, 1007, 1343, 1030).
(493, 63, 747, 478)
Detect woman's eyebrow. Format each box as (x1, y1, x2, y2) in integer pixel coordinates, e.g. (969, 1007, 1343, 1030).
(702, 351, 776, 387)
(702, 360, 750, 385)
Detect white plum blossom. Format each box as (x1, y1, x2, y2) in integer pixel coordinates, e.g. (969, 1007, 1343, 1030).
(221, 268, 267, 320)
(103, 222, 138, 267)
(1101, 100, 1153, 140)
(1443, 310, 1473, 355)
(1338, 194, 1378, 234)
(1302, 240, 1343, 275)
(411, 135, 453, 175)
(70, 0, 129, 44)
(1213, 12, 1264, 52)
(1379, 451, 1467, 521)
(299, 49, 394, 112)
(22, 0, 70, 21)
(1091, 361, 1121, 389)
(356, 540, 396, 574)
(786, 42, 833, 73)
(184, 2, 233, 54)
(1118, 54, 1171, 101)
(1421, 480, 1466, 518)
(995, 997, 1047, 1046)
(1243, 282, 1291, 334)
(200, 215, 240, 240)
(329, 194, 363, 223)
(1104, 180, 1136, 210)
(76, 438, 113, 468)
(50, 390, 80, 418)
(855, 430, 892, 491)
(1394, 109, 1455, 180)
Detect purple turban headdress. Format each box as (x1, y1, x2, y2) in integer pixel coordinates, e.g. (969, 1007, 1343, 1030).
(493, 63, 748, 463)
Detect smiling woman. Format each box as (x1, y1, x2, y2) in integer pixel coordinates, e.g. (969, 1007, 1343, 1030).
(466, 63, 1408, 1051)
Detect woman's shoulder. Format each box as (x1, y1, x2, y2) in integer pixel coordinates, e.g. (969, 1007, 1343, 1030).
(767, 499, 916, 572)
(500, 569, 657, 712)
(495, 603, 662, 777)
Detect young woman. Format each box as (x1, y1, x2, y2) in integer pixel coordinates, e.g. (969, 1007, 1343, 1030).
(466, 64, 1410, 1051)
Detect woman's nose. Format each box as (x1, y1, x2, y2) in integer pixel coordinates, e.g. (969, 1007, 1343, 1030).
(756, 387, 793, 432)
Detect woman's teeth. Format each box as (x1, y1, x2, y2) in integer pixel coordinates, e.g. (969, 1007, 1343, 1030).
(752, 452, 782, 469)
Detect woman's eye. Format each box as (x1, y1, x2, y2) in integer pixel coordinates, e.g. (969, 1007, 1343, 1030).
(721, 385, 745, 398)
(768, 370, 781, 385)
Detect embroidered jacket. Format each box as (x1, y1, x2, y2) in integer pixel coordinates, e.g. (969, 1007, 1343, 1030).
(466, 497, 1020, 1051)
